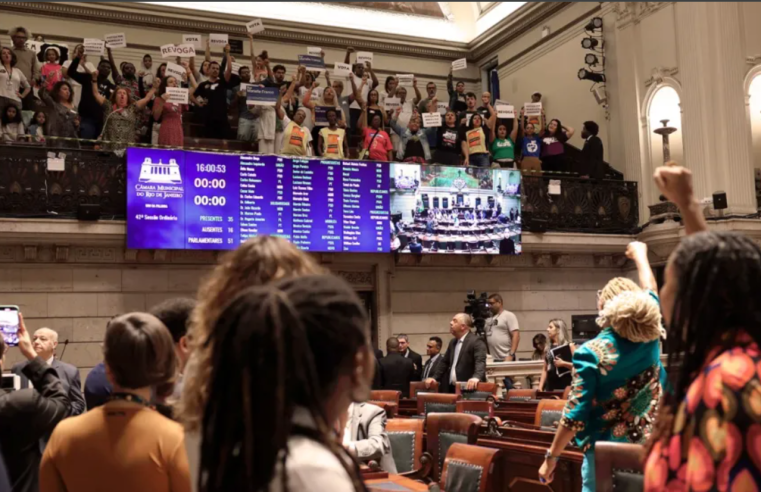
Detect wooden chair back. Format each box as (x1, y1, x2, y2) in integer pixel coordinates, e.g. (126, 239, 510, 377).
(386, 418, 426, 475)
(455, 382, 498, 401)
(410, 380, 438, 397)
(370, 400, 398, 419)
(416, 393, 459, 416)
(370, 390, 401, 405)
(456, 400, 494, 419)
(426, 413, 481, 481)
(440, 443, 500, 492)
(595, 442, 645, 492)
(505, 388, 537, 401)
(533, 399, 567, 429)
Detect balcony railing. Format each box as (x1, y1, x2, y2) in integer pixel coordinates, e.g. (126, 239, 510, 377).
(0, 143, 638, 234)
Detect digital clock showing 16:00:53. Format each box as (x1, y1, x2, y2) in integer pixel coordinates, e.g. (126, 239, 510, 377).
(196, 163, 226, 173)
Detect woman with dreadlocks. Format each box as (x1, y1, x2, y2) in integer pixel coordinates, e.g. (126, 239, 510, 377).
(198, 274, 374, 492)
(539, 241, 665, 492)
(644, 164, 761, 491)
(179, 236, 324, 492)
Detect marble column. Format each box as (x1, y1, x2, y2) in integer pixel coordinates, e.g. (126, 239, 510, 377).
(675, 2, 757, 214)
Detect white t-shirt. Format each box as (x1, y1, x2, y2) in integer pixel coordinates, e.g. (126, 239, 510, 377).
(298, 86, 323, 130)
(0, 66, 30, 103)
(63, 59, 97, 108)
(349, 73, 369, 110)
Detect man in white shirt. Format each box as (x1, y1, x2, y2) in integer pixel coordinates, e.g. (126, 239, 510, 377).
(485, 293, 520, 362)
(12, 327, 85, 416)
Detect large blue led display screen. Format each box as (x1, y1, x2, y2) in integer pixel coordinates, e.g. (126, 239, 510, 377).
(126, 148, 390, 252)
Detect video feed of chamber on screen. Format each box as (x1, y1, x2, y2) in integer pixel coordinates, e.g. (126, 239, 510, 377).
(390, 164, 521, 255)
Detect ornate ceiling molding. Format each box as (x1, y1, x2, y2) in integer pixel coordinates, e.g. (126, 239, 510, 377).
(1, 1, 469, 61)
(469, 2, 572, 62)
(1, 1, 574, 63)
(612, 1, 672, 30)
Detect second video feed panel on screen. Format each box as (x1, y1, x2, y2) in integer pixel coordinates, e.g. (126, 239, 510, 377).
(389, 163, 521, 255)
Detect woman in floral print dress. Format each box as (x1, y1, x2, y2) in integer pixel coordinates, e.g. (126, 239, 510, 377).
(539, 241, 666, 492)
(642, 164, 761, 492)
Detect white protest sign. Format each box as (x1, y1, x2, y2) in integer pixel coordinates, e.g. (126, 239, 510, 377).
(174, 44, 196, 57)
(246, 19, 265, 34)
(83, 38, 105, 56)
(104, 33, 126, 49)
(548, 179, 561, 195)
(356, 51, 373, 66)
(231, 62, 243, 74)
(437, 101, 449, 115)
(161, 44, 177, 58)
(239, 83, 251, 94)
(384, 97, 401, 112)
(422, 112, 442, 128)
(165, 62, 186, 81)
(25, 40, 43, 53)
(333, 62, 352, 78)
(396, 74, 414, 87)
(182, 34, 203, 49)
(524, 102, 542, 117)
(46, 152, 65, 171)
(166, 87, 189, 104)
(452, 58, 467, 71)
(496, 102, 515, 119)
(209, 33, 228, 47)
(307, 47, 322, 56)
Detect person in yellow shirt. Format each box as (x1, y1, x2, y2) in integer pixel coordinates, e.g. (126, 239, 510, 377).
(318, 108, 347, 159)
(460, 112, 495, 167)
(276, 80, 313, 156)
(39, 312, 190, 492)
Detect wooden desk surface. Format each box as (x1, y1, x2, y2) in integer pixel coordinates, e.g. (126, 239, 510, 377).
(366, 475, 429, 491)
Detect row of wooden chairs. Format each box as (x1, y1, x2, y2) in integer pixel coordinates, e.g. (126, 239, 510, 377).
(372, 383, 570, 405)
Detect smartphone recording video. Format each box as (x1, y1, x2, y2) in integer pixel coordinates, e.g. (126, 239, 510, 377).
(0, 306, 20, 347)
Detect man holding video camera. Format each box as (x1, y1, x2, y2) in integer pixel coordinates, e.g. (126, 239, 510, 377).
(485, 294, 520, 362)
(0, 313, 69, 492)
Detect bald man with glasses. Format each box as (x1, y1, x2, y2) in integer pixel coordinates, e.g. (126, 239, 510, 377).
(12, 327, 85, 416)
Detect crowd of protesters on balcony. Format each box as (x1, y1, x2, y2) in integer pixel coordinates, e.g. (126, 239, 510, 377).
(1, 25, 605, 176)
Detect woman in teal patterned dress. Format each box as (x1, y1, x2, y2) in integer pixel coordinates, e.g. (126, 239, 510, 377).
(539, 241, 666, 492)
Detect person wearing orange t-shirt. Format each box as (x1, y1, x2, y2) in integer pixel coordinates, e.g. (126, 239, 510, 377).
(318, 108, 348, 159)
(39, 313, 190, 492)
(277, 100, 313, 156)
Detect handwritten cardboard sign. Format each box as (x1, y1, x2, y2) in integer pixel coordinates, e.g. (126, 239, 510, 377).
(246, 19, 265, 34)
(166, 87, 189, 104)
(83, 38, 105, 56)
(422, 112, 442, 128)
(396, 74, 414, 87)
(524, 102, 542, 117)
(104, 33, 126, 49)
(452, 58, 467, 71)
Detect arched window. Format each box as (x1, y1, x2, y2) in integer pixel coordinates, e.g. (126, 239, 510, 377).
(648, 86, 683, 168)
(746, 73, 761, 170)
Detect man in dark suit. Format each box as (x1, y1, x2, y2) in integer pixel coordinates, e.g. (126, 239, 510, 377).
(12, 327, 85, 416)
(379, 337, 415, 397)
(1, 314, 69, 492)
(580, 120, 604, 179)
(397, 334, 423, 381)
(425, 313, 487, 393)
(421, 336, 445, 387)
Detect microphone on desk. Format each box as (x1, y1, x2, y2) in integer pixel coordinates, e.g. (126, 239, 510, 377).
(58, 339, 69, 361)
